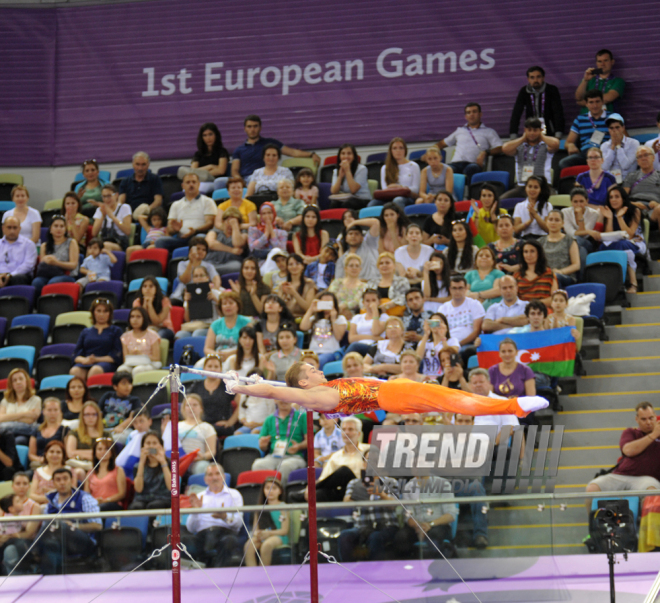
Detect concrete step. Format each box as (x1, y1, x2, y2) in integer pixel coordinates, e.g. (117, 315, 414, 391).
(561, 429, 621, 447)
(643, 274, 660, 291)
(576, 372, 660, 394)
(605, 323, 660, 339)
(599, 339, 660, 358)
(584, 356, 660, 376)
(630, 291, 660, 307)
(557, 406, 658, 428)
(621, 306, 660, 324)
(584, 357, 660, 375)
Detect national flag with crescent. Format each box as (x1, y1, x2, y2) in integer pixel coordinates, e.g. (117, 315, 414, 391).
(476, 327, 576, 377)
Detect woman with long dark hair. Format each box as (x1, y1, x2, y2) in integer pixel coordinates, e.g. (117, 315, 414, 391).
(300, 290, 348, 367)
(416, 313, 460, 378)
(256, 294, 295, 355)
(223, 326, 264, 377)
(130, 431, 171, 510)
(351, 202, 409, 254)
(330, 143, 371, 209)
(422, 190, 455, 247)
(293, 205, 329, 264)
(273, 253, 316, 317)
(178, 122, 230, 182)
(444, 221, 478, 275)
(228, 256, 271, 316)
(513, 175, 551, 238)
(514, 240, 557, 305)
(61, 191, 90, 247)
(422, 251, 452, 309)
(75, 159, 108, 211)
(85, 436, 126, 512)
(71, 299, 123, 380)
(133, 276, 174, 341)
(472, 183, 507, 244)
(601, 185, 646, 293)
(369, 137, 420, 209)
(61, 377, 94, 424)
(245, 477, 289, 566)
(31, 216, 79, 296)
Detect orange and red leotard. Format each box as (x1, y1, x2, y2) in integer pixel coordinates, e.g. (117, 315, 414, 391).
(320, 378, 528, 418)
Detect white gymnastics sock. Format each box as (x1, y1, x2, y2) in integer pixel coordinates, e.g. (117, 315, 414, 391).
(518, 396, 549, 414)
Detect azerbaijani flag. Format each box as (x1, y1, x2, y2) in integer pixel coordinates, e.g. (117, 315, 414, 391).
(476, 327, 576, 377)
(465, 203, 485, 248)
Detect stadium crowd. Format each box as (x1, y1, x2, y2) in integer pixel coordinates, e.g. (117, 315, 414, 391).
(0, 48, 659, 572)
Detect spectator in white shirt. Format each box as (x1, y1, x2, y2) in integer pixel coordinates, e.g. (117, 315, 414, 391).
(482, 275, 529, 335)
(561, 187, 603, 265)
(185, 463, 244, 568)
(156, 173, 217, 254)
(436, 103, 503, 185)
(369, 137, 420, 209)
(394, 224, 434, 284)
(600, 114, 639, 183)
(438, 275, 485, 363)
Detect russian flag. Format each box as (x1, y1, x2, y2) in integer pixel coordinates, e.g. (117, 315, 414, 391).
(116, 422, 186, 475)
(477, 327, 576, 377)
(465, 203, 486, 248)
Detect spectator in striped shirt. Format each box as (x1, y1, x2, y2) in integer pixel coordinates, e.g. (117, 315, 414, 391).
(560, 90, 610, 171)
(502, 118, 560, 199)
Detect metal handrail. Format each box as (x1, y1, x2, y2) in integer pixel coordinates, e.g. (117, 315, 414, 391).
(4, 488, 654, 523)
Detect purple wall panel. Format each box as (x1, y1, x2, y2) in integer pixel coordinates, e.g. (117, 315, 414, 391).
(0, 9, 55, 165)
(1, 0, 660, 166)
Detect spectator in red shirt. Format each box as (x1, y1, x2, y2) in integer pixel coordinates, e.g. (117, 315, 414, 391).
(585, 402, 660, 514)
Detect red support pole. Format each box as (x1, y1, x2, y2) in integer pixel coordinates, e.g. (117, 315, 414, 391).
(170, 372, 181, 603)
(306, 411, 319, 603)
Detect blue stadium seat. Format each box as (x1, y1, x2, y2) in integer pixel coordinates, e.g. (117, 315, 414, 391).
(180, 372, 204, 383)
(359, 206, 383, 219)
(0, 346, 35, 372)
(453, 173, 466, 200)
(323, 360, 343, 377)
(585, 251, 627, 284)
(366, 152, 387, 163)
(115, 168, 135, 180)
(110, 251, 125, 281)
(172, 247, 189, 260)
(0, 285, 36, 310)
(16, 445, 28, 469)
(10, 314, 50, 342)
(85, 280, 125, 307)
(39, 375, 74, 390)
(471, 171, 510, 190)
(467, 355, 479, 369)
(223, 434, 261, 452)
(173, 336, 207, 365)
(128, 277, 169, 294)
(404, 203, 435, 216)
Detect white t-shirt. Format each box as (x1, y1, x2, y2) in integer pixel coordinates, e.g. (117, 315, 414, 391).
(2, 207, 42, 240)
(178, 421, 216, 456)
(513, 200, 551, 237)
(380, 161, 421, 196)
(315, 263, 328, 289)
(93, 203, 132, 237)
(438, 297, 485, 343)
(420, 337, 460, 376)
(222, 356, 256, 379)
(309, 315, 348, 354)
(395, 245, 434, 274)
(238, 395, 275, 425)
(474, 392, 520, 434)
(350, 313, 385, 344)
(167, 195, 217, 234)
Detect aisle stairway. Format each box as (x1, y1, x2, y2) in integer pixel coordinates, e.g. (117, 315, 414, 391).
(460, 266, 660, 558)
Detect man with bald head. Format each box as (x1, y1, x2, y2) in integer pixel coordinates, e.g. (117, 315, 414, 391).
(482, 276, 528, 334)
(0, 216, 37, 287)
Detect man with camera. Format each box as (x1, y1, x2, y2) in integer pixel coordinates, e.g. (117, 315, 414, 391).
(575, 49, 625, 114)
(585, 402, 660, 513)
(402, 289, 433, 343)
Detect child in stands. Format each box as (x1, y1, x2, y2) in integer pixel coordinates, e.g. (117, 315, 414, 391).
(294, 168, 319, 206)
(76, 237, 117, 291)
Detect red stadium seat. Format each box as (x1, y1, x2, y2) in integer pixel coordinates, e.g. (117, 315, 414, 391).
(559, 165, 589, 179)
(170, 305, 184, 333)
(87, 373, 114, 387)
(129, 248, 169, 275)
(42, 282, 80, 309)
(320, 209, 348, 221)
(236, 470, 282, 486)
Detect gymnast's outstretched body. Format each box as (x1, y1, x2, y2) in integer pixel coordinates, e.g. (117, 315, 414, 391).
(223, 362, 549, 418)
